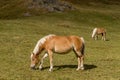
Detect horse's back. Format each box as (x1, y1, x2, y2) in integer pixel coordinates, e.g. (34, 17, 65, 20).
(50, 36, 73, 53)
(97, 28, 106, 34)
(45, 35, 83, 53)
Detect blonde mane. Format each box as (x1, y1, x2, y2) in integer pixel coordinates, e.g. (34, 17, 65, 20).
(33, 34, 56, 54)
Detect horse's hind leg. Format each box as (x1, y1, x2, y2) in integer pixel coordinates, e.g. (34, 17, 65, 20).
(101, 33, 104, 40)
(74, 43, 85, 70)
(76, 55, 84, 70)
(74, 50, 84, 70)
(103, 33, 106, 41)
(76, 57, 81, 70)
(101, 33, 106, 41)
(39, 53, 48, 70)
(80, 55, 84, 70)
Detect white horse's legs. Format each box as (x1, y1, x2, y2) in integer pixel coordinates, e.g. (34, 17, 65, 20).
(95, 35, 98, 40)
(39, 53, 48, 70)
(102, 36, 105, 41)
(101, 33, 106, 41)
(102, 36, 104, 40)
(103, 37, 106, 41)
(103, 33, 106, 41)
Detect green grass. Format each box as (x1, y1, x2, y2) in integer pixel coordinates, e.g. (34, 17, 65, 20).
(0, 4, 120, 80)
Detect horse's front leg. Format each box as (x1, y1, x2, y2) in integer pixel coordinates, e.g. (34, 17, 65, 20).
(39, 53, 48, 70)
(103, 33, 106, 41)
(95, 35, 98, 40)
(48, 50, 53, 71)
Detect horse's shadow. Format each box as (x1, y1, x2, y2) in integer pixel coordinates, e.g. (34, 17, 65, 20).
(39, 64, 97, 71)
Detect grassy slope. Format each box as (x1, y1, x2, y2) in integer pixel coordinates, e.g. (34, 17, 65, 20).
(0, 0, 120, 19)
(0, 0, 28, 19)
(0, 1, 120, 80)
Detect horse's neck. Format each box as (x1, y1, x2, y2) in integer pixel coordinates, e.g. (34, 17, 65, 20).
(33, 34, 55, 54)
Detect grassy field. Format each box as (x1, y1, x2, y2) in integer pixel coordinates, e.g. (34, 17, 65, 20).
(0, 3, 120, 80)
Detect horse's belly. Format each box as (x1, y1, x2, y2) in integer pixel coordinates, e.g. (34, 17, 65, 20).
(54, 45, 72, 53)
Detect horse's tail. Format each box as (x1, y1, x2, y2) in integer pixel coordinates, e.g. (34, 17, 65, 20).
(92, 28, 97, 38)
(80, 37, 85, 44)
(80, 37, 85, 55)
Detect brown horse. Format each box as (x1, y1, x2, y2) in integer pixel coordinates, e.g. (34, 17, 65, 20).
(92, 28, 106, 41)
(30, 34, 85, 71)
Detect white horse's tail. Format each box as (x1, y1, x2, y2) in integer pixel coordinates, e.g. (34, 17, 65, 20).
(92, 28, 97, 38)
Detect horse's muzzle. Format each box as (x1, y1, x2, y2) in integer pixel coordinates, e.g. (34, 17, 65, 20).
(30, 65, 36, 70)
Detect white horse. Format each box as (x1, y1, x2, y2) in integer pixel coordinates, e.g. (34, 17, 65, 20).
(30, 34, 85, 71)
(92, 28, 106, 41)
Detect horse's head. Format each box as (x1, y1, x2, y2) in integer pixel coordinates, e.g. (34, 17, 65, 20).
(30, 53, 39, 69)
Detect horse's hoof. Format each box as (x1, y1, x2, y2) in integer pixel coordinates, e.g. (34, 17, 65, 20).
(39, 68, 42, 70)
(31, 67, 36, 70)
(39, 66, 42, 70)
(49, 69, 53, 72)
(80, 67, 84, 70)
(76, 68, 80, 71)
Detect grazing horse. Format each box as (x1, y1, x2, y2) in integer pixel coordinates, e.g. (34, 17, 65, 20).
(92, 28, 106, 41)
(30, 34, 85, 71)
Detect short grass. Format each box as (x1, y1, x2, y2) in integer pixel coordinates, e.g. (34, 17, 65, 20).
(0, 4, 120, 80)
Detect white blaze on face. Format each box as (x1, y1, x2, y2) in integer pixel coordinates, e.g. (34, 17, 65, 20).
(92, 28, 97, 38)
